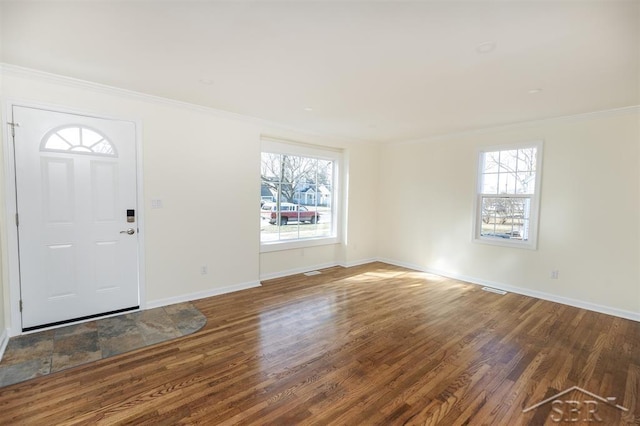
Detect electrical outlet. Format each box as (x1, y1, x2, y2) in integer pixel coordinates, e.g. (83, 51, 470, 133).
(201, 266, 208, 275)
(551, 269, 559, 279)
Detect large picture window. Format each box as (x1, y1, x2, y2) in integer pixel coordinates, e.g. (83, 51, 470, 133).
(474, 142, 543, 249)
(260, 139, 340, 250)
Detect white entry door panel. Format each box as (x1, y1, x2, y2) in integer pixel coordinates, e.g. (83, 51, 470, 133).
(13, 106, 139, 330)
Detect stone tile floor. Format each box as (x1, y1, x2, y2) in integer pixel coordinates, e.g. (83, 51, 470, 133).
(0, 302, 207, 388)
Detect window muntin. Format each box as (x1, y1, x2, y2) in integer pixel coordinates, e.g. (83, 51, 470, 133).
(41, 126, 117, 157)
(260, 143, 339, 248)
(475, 143, 541, 248)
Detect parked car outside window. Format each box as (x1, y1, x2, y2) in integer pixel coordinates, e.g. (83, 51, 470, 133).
(260, 202, 320, 225)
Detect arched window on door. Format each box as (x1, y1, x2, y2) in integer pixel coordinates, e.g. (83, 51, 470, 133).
(41, 125, 117, 157)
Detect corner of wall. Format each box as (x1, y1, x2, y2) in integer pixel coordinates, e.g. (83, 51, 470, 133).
(0, 327, 8, 362)
(0, 77, 7, 338)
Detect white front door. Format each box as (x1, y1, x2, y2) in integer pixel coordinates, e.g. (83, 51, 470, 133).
(12, 106, 140, 330)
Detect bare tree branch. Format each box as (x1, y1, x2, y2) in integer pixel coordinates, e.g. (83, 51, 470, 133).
(261, 153, 330, 204)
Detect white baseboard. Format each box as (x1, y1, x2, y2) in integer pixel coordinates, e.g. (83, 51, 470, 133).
(259, 258, 378, 281)
(338, 257, 378, 268)
(146, 281, 261, 310)
(260, 262, 340, 281)
(377, 257, 640, 323)
(0, 328, 9, 362)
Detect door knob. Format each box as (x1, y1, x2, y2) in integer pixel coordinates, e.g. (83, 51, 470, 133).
(120, 228, 135, 235)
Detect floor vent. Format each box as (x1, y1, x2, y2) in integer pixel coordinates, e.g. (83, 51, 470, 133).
(304, 270, 322, 276)
(481, 286, 507, 295)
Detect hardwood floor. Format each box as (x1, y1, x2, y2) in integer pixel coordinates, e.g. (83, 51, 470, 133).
(0, 262, 638, 425)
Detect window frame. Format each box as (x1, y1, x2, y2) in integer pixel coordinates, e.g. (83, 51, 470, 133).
(260, 138, 342, 252)
(472, 140, 543, 250)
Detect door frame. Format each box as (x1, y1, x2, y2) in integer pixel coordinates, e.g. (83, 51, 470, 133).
(2, 99, 146, 336)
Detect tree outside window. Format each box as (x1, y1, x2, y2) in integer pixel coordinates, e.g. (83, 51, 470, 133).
(261, 151, 336, 244)
(475, 143, 542, 248)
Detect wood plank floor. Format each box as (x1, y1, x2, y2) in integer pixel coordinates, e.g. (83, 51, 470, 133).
(0, 262, 638, 425)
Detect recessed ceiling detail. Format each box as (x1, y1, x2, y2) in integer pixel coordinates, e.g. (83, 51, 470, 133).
(476, 41, 497, 54)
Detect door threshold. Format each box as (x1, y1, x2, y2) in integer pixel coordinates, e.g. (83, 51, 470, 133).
(22, 306, 140, 333)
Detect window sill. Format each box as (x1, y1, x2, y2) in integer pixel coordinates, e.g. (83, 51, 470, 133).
(260, 236, 339, 253)
(473, 236, 537, 250)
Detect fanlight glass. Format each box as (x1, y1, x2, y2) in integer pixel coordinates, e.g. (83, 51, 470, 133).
(41, 126, 117, 157)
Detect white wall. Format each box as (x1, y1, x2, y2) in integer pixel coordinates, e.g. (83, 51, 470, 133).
(378, 109, 640, 318)
(0, 63, 6, 335)
(0, 68, 379, 331)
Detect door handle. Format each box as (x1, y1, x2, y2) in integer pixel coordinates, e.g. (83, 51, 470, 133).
(120, 228, 135, 235)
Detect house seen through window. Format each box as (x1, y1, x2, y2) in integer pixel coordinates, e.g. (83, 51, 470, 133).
(260, 140, 340, 248)
(475, 142, 542, 249)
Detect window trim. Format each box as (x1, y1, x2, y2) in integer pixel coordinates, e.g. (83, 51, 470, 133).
(260, 138, 342, 252)
(472, 140, 543, 250)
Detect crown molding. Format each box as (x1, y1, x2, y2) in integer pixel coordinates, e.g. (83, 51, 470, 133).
(389, 104, 640, 146)
(3, 63, 636, 147)
(0, 63, 368, 146)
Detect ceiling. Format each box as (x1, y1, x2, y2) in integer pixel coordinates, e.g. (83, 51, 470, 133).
(1, 1, 639, 143)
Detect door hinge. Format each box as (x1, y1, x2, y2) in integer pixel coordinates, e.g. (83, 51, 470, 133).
(7, 121, 20, 138)
(19, 300, 23, 312)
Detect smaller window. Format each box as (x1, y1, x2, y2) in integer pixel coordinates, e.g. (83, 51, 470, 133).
(41, 126, 117, 157)
(474, 141, 543, 249)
